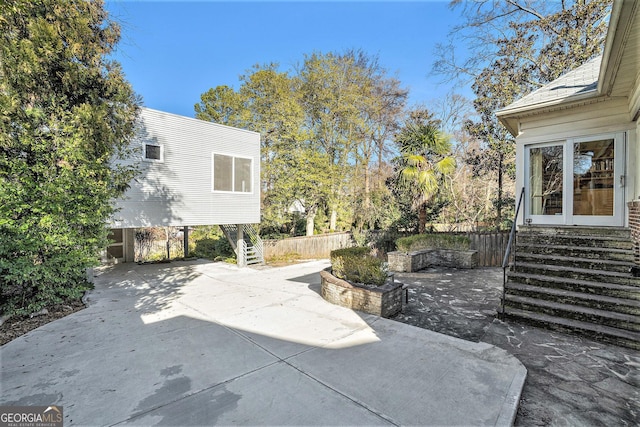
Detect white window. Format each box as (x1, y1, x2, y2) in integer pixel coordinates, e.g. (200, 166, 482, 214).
(144, 143, 163, 161)
(212, 153, 252, 193)
(524, 132, 625, 226)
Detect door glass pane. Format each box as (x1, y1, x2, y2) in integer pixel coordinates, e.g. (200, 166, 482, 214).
(573, 139, 614, 216)
(529, 145, 563, 215)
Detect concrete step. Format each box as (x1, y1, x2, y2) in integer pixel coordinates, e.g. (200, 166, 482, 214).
(512, 262, 640, 287)
(498, 306, 640, 350)
(505, 282, 640, 316)
(505, 225, 640, 348)
(514, 252, 635, 274)
(506, 271, 640, 300)
(517, 225, 631, 238)
(503, 294, 640, 332)
(514, 242, 634, 262)
(517, 233, 633, 250)
(245, 248, 264, 265)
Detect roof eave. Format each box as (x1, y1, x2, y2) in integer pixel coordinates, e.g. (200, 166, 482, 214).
(597, 0, 639, 96)
(497, 116, 519, 137)
(496, 90, 603, 136)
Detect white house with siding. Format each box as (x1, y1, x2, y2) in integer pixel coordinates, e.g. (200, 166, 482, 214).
(494, 0, 640, 349)
(497, 0, 639, 228)
(107, 107, 261, 265)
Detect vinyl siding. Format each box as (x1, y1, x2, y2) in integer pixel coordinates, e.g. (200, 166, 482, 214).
(516, 97, 633, 143)
(111, 108, 260, 228)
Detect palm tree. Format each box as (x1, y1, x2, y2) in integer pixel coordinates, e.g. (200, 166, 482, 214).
(395, 122, 456, 233)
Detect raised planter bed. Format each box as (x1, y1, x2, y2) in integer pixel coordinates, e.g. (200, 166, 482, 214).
(320, 270, 403, 318)
(388, 249, 478, 272)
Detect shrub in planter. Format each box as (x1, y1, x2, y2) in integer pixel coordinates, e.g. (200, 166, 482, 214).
(396, 233, 471, 252)
(330, 247, 388, 286)
(330, 247, 369, 278)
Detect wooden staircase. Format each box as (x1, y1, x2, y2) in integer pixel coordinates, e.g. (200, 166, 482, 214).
(220, 224, 265, 266)
(500, 225, 640, 350)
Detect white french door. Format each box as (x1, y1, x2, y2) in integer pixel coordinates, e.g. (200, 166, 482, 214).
(524, 132, 626, 226)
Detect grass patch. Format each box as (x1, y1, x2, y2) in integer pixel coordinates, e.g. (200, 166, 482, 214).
(266, 252, 302, 265)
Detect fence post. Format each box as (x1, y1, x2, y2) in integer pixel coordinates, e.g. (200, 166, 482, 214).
(183, 226, 189, 258)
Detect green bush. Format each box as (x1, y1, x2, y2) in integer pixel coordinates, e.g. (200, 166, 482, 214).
(396, 233, 471, 252)
(192, 237, 233, 260)
(190, 226, 234, 261)
(330, 247, 388, 286)
(0, 241, 95, 317)
(0, 0, 138, 317)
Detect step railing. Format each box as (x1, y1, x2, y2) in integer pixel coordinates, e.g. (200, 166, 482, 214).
(220, 224, 238, 251)
(243, 224, 264, 265)
(220, 224, 264, 266)
(502, 187, 525, 313)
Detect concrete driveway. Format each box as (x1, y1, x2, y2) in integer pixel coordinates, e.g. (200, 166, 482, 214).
(1, 260, 526, 426)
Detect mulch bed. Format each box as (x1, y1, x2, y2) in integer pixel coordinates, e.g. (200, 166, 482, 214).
(0, 300, 85, 346)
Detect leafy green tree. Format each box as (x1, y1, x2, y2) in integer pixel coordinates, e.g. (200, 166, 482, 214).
(435, 0, 611, 227)
(0, 0, 139, 316)
(394, 115, 456, 233)
(196, 64, 315, 233)
(299, 51, 370, 232)
(194, 85, 246, 127)
(196, 50, 409, 236)
(353, 58, 408, 230)
(264, 144, 333, 236)
(238, 64, 306, 194)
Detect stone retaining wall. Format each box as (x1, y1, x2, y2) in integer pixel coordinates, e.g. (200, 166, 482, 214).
(387, 249, 478, 272)
(319, 270, 403, 318)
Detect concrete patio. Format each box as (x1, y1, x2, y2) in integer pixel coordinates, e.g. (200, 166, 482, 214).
(1, 260, 526, 426)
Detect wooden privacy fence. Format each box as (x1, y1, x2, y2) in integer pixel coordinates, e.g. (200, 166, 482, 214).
(464, 231, 510, 267)
(368, 230, 510, 267)
(264, 232, 354, 259)
(263, 230, 509, 267)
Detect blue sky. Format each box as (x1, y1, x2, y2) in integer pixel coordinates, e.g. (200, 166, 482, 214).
(106, 1, 469, 118)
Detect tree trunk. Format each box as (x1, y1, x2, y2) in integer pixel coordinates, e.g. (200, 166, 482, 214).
(418, 204, 427, 234)
(306, 208, 316, 236)
(364, 167, 371, 210)
(330, 207, 337, 231)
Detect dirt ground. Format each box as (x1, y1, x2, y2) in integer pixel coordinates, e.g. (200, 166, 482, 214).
(0, 300, 85, 346)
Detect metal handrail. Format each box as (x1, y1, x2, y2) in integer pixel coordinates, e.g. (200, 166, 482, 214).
(501, 187, 525, 313)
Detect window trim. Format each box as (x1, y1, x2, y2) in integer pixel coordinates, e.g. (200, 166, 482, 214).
(211, 152, 253, 194)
